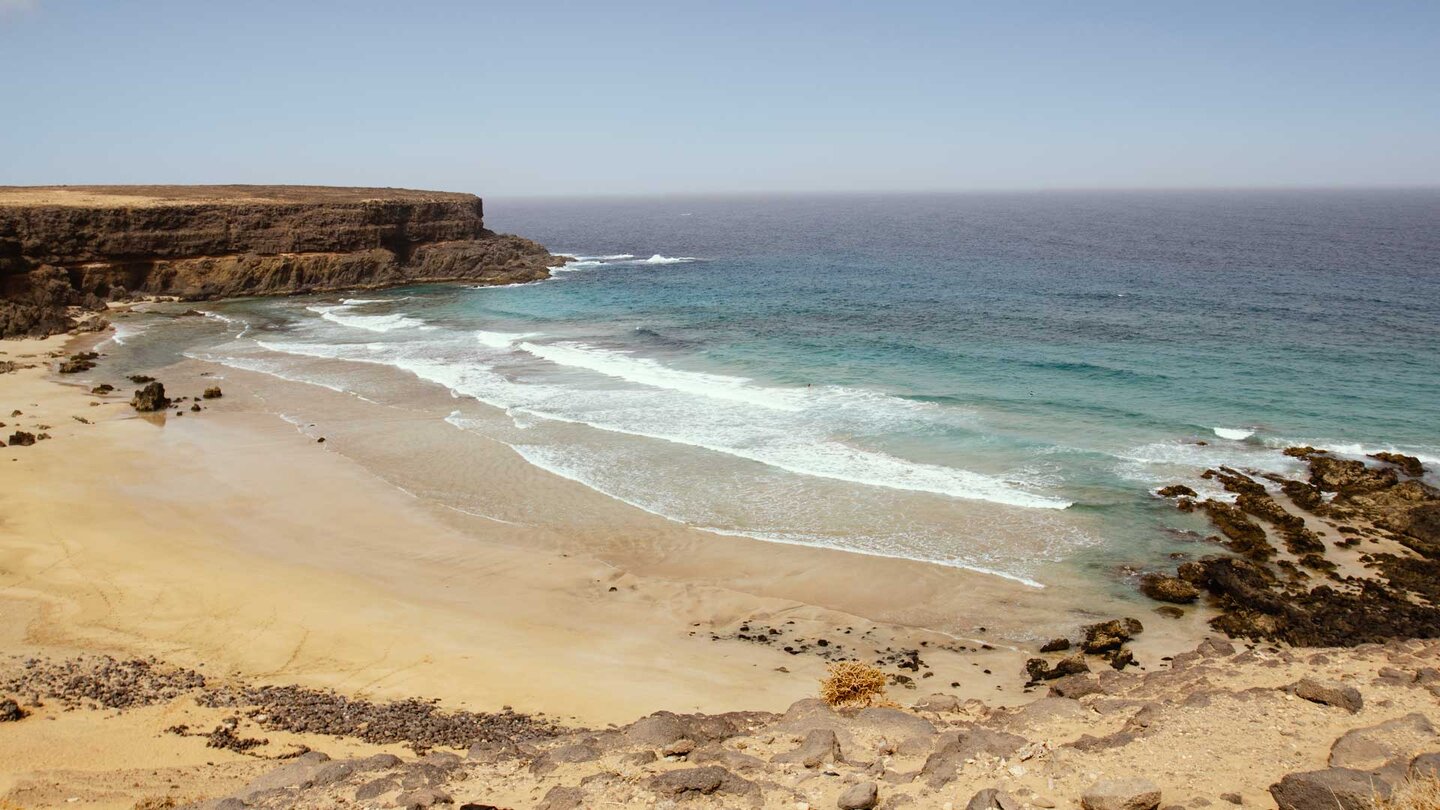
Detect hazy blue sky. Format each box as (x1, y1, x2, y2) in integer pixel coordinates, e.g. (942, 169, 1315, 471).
(2, 1, 1437, 196)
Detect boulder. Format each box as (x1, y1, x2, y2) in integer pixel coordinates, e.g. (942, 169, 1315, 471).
(1048, 674, 1105, 699)
(131, 381, 171, 412)
(1368, 452, 1425, 478)
(1027, 654, 1091, 682)
(203, 386, 223, 399)
(530, 742, 600, 774)
(625, 712, 689, 747)
(913, 693, 961, 713)
(233, 751, 334, 799)
(1309, 456, 1397, 495)
(1270, 768, 1391, 810)
(394, 787, 452, 808)
(7, 431, 35, 447)
(773, 728, 841, 768)
(1294, 677, 1363, 713)
(921, 728, 1028, 786)
(1158, 485, 1198, 498)
(966, 788, 1023, 810)
(648, 766, 749, 797)
(837, 781, 880, 810)
(1082, 618, 1143, 653)
(1328, 713, 1437, 771)
(0, 698, 26, 722)
(1081, 778, 1163, 810)
(1040, 638, 1071, 652)
(1409, 752, 1440, 779)
(536, 786, 586, 810)
(1140, 574, 1200, 604)
(354, 777, 397, 801)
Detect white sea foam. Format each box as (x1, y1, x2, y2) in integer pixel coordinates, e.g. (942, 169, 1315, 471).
(184, 350, 379, 403)
(639, 254, 697, 265)
(1212, 427, 1255, 441)
(554, 252, 636, 262)
(306, 303, 429, 333)
(253, 336, 1066, 510)
(1263, 438, 1440, 469)
(100, 321, 147, 347)
(518, 341, 803, 411)
(475, 330, 536, 349)
(486, 433, 1054, 586)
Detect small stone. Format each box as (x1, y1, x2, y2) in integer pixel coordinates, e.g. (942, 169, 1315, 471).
(1220, 793, 1242, 805)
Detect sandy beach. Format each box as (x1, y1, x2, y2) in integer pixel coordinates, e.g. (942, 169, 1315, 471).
(0, 329, 1214, 803)
(3, 322, 1437, 810)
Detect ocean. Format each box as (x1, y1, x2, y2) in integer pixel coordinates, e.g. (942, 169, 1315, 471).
(111, 190, 1440, 588)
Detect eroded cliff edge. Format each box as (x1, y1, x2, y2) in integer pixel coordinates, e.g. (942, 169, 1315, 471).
(0, 185, 564, 338)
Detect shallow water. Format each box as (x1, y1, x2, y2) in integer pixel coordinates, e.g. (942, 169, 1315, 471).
(108, 190, 1440, 586)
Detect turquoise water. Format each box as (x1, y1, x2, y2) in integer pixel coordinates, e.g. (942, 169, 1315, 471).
(132, 190, 1440, 585)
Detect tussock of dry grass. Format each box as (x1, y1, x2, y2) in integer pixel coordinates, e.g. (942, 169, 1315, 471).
(819, 661, 889, 708)
(1372, 775, 1440, 810)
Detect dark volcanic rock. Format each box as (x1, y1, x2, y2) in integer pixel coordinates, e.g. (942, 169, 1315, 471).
(0, 697, 26, 721)
(7, 431, 35, 446)
(203, 386, 223, 399)
(1157, 485, 1197, 498)
(1140, 574, 1200, 604)
(130, 381, 170, 412)
(1081, 618, 1143, 653)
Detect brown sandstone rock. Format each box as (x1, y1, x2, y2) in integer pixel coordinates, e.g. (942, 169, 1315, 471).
(0, 186, 564, 339)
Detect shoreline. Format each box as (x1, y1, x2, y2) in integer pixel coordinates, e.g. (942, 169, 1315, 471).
(4, 325, 1438, 808)
(0, 332, 1206, 725)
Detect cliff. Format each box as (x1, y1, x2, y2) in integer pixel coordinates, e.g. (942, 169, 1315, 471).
(0, 185, 564, 338)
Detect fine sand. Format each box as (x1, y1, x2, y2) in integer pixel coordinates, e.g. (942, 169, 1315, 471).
(0, 331, 1208, 805)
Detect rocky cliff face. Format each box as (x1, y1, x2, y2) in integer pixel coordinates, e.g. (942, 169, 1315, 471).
(0, 185, 563, 338)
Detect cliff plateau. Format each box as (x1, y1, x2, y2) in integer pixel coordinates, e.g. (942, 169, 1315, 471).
(0, 185, 564, 338)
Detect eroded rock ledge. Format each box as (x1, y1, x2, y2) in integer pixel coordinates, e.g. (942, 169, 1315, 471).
(0, 185, 564, 338)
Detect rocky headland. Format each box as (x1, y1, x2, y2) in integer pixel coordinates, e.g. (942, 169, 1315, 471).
(0, 185, 564, 338)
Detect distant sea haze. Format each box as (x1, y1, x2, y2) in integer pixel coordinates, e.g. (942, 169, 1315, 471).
(122, 189, 1440, 587)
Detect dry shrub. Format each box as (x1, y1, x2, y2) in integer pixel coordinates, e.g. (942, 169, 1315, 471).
(1373, 775, 1440, 810)
(819, 661, 888, 708)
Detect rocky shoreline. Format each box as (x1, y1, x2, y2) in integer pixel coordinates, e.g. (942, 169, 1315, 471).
(3, 636, 1436, 809)
(0, 185, 564, 338)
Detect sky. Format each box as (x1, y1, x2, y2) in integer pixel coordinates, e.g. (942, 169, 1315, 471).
(2, 0, 1438, 196)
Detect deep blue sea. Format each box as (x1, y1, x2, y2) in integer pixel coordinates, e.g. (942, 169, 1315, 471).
(138, 190, 1440, 586)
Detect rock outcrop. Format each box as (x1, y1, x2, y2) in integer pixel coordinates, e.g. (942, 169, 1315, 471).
(0, 185, 564, 338)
